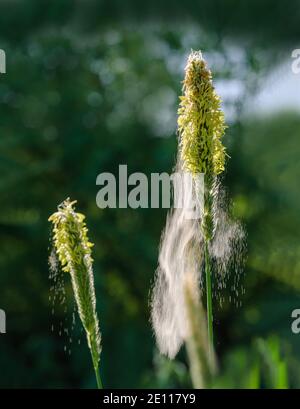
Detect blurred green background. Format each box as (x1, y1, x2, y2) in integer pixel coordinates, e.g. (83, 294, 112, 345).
(0, 0, 300, 388)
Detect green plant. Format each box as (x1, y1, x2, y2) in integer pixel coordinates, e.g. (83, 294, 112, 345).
(255, 336, 288, 389)
(150, 51, 231, 388)
(178, 51, 227, 355)
(49, 198, 102, 389)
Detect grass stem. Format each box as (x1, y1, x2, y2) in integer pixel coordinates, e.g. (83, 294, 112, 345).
(93, 364, 103, 389)
(204, 241, 214, 358)
(88, 333, 103, 388)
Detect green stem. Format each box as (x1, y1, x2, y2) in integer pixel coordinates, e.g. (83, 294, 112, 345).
(94, 364, 103, 389)
(88, 333, 103, 389)
(204, 241, 213, 358)
(91, 354, 103, 389)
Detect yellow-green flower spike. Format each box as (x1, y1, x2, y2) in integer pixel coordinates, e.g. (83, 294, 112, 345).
(49, 198, 102, 388)
(178, 50, 227, 176)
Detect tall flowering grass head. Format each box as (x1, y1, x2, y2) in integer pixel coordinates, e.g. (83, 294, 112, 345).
(48, 198, 101, 382)
(178, 50, 227, 176)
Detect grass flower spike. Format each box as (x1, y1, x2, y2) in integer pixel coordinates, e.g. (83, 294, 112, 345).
(49, 198, 102, 388)
(152, 50, 244, 389)
(179, 51, 227, 356)
(178, 50, 226, 176)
